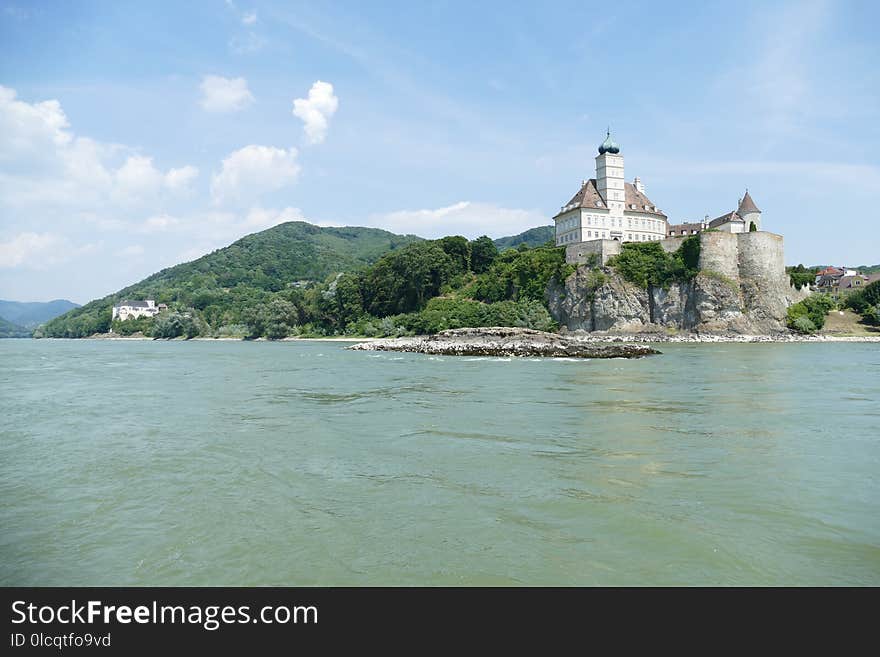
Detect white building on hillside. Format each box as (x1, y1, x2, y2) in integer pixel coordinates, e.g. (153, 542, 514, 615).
(112, 300, 165, 321)
(554, 131, 669, 246)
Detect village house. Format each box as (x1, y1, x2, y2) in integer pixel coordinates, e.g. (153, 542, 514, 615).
(111, 299, 167, 321)
(813, 267, 878, 298)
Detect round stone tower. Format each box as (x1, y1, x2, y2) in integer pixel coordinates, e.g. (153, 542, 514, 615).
(738, 190, 761, 232)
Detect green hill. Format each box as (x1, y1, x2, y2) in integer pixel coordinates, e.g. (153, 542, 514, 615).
(0, 299, 79, 328)
(41, 222, 422, 338)
(493, 225, 554, 251)
(41, 221, 572, 339)
(0, 316, 31, 338)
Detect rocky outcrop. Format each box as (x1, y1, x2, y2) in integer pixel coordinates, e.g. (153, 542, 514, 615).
(348, 327, 660, 358)
(548, 267, 809, 335)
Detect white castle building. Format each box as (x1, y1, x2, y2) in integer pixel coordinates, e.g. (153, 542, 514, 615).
(555, 131, 765, 262)
(554, 131, 669, 246)
(111, 299, 165, 321)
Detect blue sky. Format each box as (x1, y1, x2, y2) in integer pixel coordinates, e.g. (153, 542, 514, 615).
(1, 0, 878, 303)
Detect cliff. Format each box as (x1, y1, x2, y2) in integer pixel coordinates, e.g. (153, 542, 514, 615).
(549, 232, 810, 335)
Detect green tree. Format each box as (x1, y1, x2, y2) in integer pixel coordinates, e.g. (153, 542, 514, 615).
(438, 236, 471, 275)
(469, 246, 572, 304)
(606, 237, 699, 289)
(470, 236, 499, 274)
(361, 242, 456, 316)
(152, 312, 200, 339)
(786, 293, 835, 332)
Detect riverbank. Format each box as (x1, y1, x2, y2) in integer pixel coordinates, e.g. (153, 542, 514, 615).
(561, 331, 880, 343)
(80, 333, 377, 342)
(48, 330, 880, 344)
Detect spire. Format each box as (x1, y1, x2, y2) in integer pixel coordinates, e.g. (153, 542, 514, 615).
(598, 129, 620, 155)
(738, 189, 760, 214)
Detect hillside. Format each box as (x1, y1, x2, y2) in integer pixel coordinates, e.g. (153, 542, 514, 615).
(0, 299, 79, 328)
(41, 221, 423, 338)
(41, 220, 570, 339)
(493, 225, 554, 251)
(0, 316, 31, 338)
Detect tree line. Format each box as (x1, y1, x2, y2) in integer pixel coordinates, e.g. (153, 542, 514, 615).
(39, 235, 573, 339)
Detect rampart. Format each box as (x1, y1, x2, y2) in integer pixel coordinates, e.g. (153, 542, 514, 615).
(565, 239, 621, 266)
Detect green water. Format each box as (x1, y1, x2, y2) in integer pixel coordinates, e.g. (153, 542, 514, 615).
(1, 339, 878, 586)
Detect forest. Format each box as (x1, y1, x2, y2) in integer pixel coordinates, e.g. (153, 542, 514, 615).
(39, 222, 569, 339)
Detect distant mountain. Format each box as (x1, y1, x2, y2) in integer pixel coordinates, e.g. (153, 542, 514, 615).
(41, 221, 423, 337)
(854, 264, 880, 275)
(0, 299, 79, 328)
(0, 316, 31, 338)
(494, 226, 555, 251)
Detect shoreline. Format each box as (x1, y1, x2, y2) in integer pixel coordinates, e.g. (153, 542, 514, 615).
(29, 333, 880, 344)
(560, 332, 880, 343)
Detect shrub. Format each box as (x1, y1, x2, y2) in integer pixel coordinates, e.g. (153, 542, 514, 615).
(607, 236, 700, 289)
(153, 312, 201, 339)
(215, 324, 248, 338)
(787, 264, 817, 290)
(468, 246, 572, 305)
(790, 316, 817, 334)
(396, 297, 556, 334)
(786, 293, 835, 332)
(844, 280, 880, 315)
(111, 316, 154, 336)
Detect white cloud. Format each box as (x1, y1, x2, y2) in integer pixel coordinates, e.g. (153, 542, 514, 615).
(115, 155, 164, 197)
(0, 85, 198, 212)
(242, 11, 257, 25)
(0, 86, 71, 161)
(165, 165, 199, 192)
(371, 201, 547, 239)
(210, 145, 300, 205)
(292, 81, 338, 144)
(199, 75, 254, 112)
(0, 232, 96, 269)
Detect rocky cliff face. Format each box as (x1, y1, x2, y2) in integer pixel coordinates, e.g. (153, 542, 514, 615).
(548, 267, 809, 335)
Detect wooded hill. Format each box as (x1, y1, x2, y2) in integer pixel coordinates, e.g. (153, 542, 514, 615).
(40, 222, 567, 339)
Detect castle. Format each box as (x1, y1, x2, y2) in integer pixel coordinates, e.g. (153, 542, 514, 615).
(547, 132, 808, 333)
(554, 131, 785, 278)
(554, 131, 763, 252)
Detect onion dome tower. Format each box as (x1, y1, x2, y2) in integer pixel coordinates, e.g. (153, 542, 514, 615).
(598, 129, 620, 155)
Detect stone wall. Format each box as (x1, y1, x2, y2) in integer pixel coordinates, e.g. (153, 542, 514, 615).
(658, 237, 684, 254)
(549, 230, 811, 335)
(698, 231, 740, 280)
(565, 239, 621, 266)
(737, 231, 786, 287)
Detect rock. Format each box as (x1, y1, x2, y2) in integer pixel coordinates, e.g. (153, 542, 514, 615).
(347, 327, 660, 358)
(548, 266, 804, 335)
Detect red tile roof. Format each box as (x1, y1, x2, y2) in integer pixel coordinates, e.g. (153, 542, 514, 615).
(555, 179, 666, 219)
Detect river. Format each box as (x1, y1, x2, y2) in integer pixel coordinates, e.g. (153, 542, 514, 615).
(1, 339, 877, 585)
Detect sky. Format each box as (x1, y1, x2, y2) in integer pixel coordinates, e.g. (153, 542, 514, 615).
(1, 0, 878, 303)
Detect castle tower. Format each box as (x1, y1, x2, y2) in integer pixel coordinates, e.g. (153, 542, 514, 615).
(595, 130, 625, 213)
(738, 189, 761, 231)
